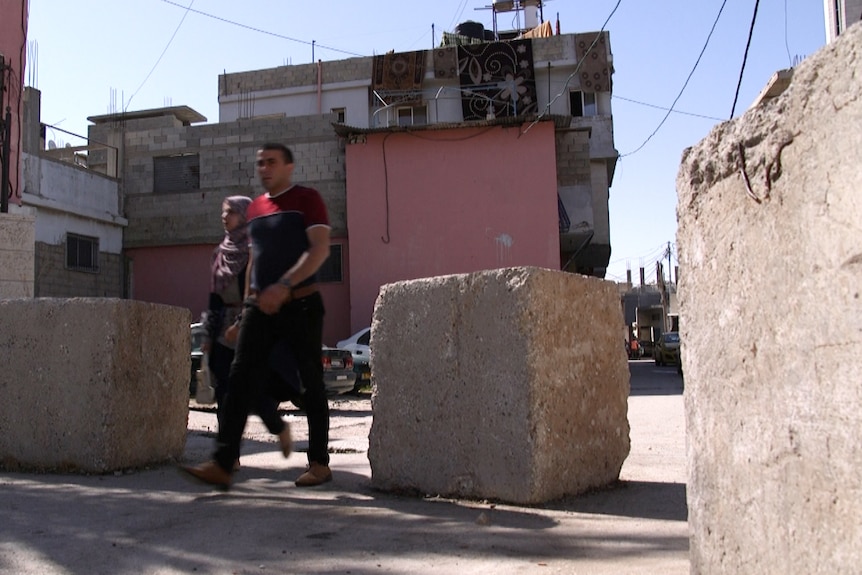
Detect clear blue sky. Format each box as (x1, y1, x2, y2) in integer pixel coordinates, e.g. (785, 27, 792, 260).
(26, 0, 826, 283)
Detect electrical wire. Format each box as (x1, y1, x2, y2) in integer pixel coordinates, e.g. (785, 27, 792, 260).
(404, 26, 432, 51)
(126, 0, 195, 112)
(620, 0, 728, 158)
(608, 243, 668, 267)
(613, 94, 725, 122)
(160, 0, 365, 58)
(521, 0, 623, 135)
(729, 0, 761, 119)
(447, 0, 471, 34)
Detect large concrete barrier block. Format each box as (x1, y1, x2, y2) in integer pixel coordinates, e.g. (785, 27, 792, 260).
(368, 266, 630, 504)
(677, 24, 862, 574)
(0, 298, 191, 472)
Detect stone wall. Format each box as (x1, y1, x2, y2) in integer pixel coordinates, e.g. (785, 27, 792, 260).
(368, 266, 630, 505)
(0, 298, 190, 472)
(677, 24, 862, 574)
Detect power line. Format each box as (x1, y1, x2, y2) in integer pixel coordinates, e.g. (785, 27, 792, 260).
(612, 94, 725, 122)
(126, 0, 194, 112)
(608, 242, 672, 267)
(620, 0, 729, 158)
(729, 0, 761, 119)
(160, 0, 365, 58)
(447, 0, 470, 33)
(522, 0, 623, 135)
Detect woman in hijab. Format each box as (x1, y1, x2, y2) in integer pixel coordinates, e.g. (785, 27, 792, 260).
(202, 196, 292, 466)
(203, 195, 253, 424)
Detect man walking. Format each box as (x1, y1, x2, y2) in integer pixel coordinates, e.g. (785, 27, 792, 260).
(182, 143, 333, 489)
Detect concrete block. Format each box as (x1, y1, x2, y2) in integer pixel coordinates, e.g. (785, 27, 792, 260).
(0, 281, 33, 298)
(368, 266, 630, 504)
(0, 213, 35, 247)
(0, 298, 191, 472)
(677, 24, 862, 574)
(0, 214, 35, 298)
(0, 249, 35, 282)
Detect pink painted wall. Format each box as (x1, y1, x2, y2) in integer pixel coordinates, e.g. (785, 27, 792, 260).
(345, 122, 559, 332)
(127, 238, 352, 347)
(1, 0, 27, 206)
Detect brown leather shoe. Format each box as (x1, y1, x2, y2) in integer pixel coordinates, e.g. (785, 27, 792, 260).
(279, 423, 292, 458)
(295, 462, 332, 487)
(179, 461, 232, 490)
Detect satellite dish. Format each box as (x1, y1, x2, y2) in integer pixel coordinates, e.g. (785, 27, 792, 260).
(48, 140, 56, 149)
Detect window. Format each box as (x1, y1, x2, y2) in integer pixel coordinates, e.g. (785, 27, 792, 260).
(357, 329, 370, 346)
(396, 104, 428, 127)
(153, 153, 200, 193)
(66, 233, 99, 272)
(569, 90, 597, 117)
(331, 107, 346, 123)
(317, 244, 343, 283)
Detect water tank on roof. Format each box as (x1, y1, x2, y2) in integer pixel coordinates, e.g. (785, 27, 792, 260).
(455, 20, 485, 40)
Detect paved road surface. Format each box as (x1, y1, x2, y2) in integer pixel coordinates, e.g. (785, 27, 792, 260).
(0, 360, 688, 574)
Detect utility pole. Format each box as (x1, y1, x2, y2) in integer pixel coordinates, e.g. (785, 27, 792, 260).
(665, 241, 673, 331)
(0, 53, 10, 214)
(666, 241, 673, 285)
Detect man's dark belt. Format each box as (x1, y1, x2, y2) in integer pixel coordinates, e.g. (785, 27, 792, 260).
(291, 283, 318, 300)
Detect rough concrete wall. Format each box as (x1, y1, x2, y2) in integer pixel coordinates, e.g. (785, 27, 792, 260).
(34, 243, 123, 298)
(220, 56, 373, 96)
(677, 24, 862, 574)
(0, 298, 190, 472)
(118, 114, 346, 248)
(0, 213, 35, 298)
(368, 266, 630, 505)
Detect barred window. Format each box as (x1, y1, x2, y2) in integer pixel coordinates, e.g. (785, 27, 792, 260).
(317, 244, 343, 283)
(66, 233, 99, 273)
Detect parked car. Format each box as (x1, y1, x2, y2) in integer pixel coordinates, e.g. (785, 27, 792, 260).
(269, 344, 356, 411)
(654, 332, 681, 366)
(190, 322, 355, 402)
(337, 327, 371, 388)
(269, 339, 357, 398)
(321, 346, 357, 396)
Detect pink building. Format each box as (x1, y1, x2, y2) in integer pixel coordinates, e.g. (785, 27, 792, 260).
(0, 0, 27, 210)
(342, 123, 559, 330)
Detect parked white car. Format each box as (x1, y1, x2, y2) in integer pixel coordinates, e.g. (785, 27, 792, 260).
(337, 327, 371, 386)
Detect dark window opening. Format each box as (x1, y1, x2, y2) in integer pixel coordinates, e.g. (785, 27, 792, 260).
(569, 90, 597, 117)
(66, 233, 100, 273)
(396, 105, 428, 126)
